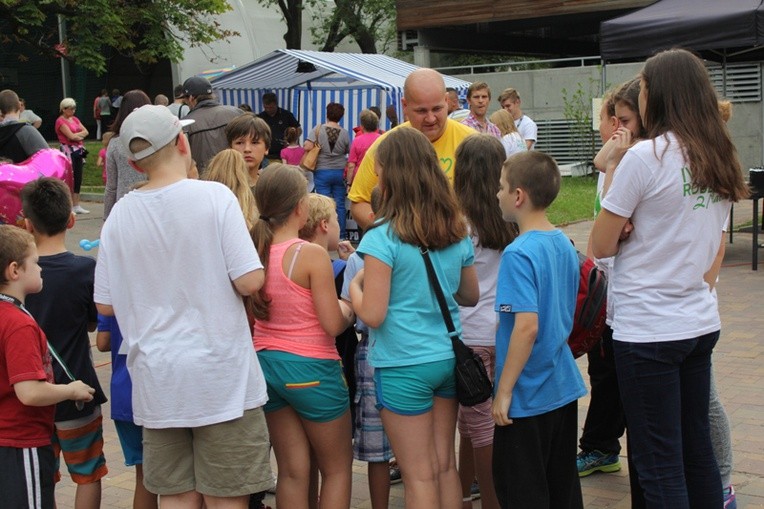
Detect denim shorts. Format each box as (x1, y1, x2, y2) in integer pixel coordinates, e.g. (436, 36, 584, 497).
(373, 358, 456, 416)
(259, 349, 349, 422)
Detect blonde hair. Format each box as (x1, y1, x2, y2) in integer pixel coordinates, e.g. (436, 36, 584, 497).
(59, 97, 76, 112)
(203, 149, 258, 230)
(498, 88, 520, 104)
(489, 109, 518, 136)
(718, 100, 732, 123)
(298, 194, 336, 240)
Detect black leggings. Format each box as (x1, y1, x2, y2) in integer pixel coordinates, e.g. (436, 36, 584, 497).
(69, 149, 84, 193)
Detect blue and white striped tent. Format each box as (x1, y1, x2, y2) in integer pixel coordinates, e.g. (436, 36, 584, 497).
(211, 49, 472, 134)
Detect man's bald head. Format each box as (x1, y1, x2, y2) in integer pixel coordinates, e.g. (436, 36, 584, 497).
(402, 69, 449, 142)
(403, 68, 446, 100)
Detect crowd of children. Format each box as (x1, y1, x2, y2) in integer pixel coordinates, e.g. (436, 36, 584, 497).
(0, 49, 746, 509)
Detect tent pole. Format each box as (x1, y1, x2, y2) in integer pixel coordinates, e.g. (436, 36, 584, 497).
(722, 50, 728, 98)
(601, 59, 607, 96)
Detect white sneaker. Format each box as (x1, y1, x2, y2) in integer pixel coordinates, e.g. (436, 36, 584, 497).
(72, 205, 90, 214)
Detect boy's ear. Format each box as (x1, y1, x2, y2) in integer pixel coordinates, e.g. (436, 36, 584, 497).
(515, 187, 528, 210)
(3, 260, 19, 283)
(177, 131, 191, 156)
(67, 212, 76, 230)
(22, 218, 34, 234)
(320, 218, 329, 233)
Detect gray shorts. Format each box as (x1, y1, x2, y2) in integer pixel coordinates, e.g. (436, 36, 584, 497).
(142, 408, 273, 497)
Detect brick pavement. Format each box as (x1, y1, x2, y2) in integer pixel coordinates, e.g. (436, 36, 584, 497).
(53, 199, 763, 508)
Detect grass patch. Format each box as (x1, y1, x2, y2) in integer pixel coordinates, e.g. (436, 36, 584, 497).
(82, 140, 106, 188)
(548, 175, 598, 225)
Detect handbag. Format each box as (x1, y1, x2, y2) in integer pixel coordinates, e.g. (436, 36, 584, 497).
(420, 247, 493, 407)
(299, 125, 322, 172)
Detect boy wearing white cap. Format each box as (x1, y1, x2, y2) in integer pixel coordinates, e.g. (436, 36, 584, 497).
(94, 105, 272, 508)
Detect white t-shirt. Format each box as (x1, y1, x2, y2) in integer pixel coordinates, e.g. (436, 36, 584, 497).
(95, 179, 267, 428)
(594, 171, 615, 325)
(501, 132, 527, 158)
(459, 233, 502, 347)
(515, 115, 537, 149)
(601, 132, 729, 343)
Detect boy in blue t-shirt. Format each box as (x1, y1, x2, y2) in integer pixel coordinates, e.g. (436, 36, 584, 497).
(493, 151, 587, 509)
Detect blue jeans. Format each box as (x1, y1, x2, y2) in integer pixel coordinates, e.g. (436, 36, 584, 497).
(314, 168, 346, 239)
(614, 332, 722, 509)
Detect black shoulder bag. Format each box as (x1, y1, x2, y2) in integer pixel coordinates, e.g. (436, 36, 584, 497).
(420, 247, 493, 407)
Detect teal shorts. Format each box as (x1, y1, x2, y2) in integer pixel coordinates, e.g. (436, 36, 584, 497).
(373, 358, 456, 416)
(258, 350, 349, 422)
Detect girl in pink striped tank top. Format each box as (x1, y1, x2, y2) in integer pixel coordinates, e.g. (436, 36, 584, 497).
(249, 165, 355, 509)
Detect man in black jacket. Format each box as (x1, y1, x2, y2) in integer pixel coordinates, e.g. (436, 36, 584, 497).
(182, 77, 243, 175)
(0, 89, 48, 163)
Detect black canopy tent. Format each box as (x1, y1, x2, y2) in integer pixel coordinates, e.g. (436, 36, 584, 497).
(600, 0, 764, 62)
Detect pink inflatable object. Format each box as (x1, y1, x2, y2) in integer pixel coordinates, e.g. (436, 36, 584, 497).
(0, 149, 73, 226)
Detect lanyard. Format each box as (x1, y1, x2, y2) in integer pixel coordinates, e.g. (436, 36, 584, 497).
(0, 293, 79, 382)
(0, 293, 84, 410)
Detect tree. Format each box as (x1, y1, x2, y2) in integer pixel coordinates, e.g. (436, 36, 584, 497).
(258, 0, 395, 53)
(561, 79, 599, 171)
(263, 0, 304, 49)
(312, 0, 396, 54)
(0, 0, 236, 75)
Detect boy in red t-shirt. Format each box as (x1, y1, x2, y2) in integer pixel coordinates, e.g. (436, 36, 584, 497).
(0, 225, 94, 509)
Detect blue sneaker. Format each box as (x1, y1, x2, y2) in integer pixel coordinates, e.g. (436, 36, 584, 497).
(470, 480, 480, 500)
(577, 450, 621, 477)
(723, 485, 737, 509)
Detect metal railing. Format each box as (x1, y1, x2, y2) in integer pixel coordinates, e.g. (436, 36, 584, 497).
(434, 56, 602, 75)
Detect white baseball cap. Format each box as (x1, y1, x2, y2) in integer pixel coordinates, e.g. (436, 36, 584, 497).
(120, 105, 195, 161)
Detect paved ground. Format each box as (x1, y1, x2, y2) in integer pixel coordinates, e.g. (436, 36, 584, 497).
(55, 198, 764, 508)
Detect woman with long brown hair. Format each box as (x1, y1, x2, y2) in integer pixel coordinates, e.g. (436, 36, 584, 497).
(349, 127, 479, 509)
(591, 48, 748, 509)
(452, 134, 516, 509)
(103, 90, 152, 219)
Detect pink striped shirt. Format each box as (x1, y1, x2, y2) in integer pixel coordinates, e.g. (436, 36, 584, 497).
(253, 238, 339, 360)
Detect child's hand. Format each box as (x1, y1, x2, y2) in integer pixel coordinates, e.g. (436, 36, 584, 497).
(606, 127, 633, 172)
(492, 392, 513, 426)
(337, 240, 355, 260)
(69, 381, 95, 402)
(619, 219, 634, 242)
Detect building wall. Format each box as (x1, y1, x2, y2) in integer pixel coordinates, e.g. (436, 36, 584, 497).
(454, 62, 763, 172)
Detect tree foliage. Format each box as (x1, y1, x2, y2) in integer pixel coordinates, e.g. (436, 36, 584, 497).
(311, 0, 396, 54)
(562, 79, 598, 166)
(258, 0, 395, 53)
(0, 0, 236, 75)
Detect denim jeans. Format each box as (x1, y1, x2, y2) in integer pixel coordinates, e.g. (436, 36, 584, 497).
(614, 332, 722, 509)
(314, 168, 346, 239)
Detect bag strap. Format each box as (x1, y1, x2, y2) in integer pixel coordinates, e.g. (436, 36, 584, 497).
(420, 247, 458, 337)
